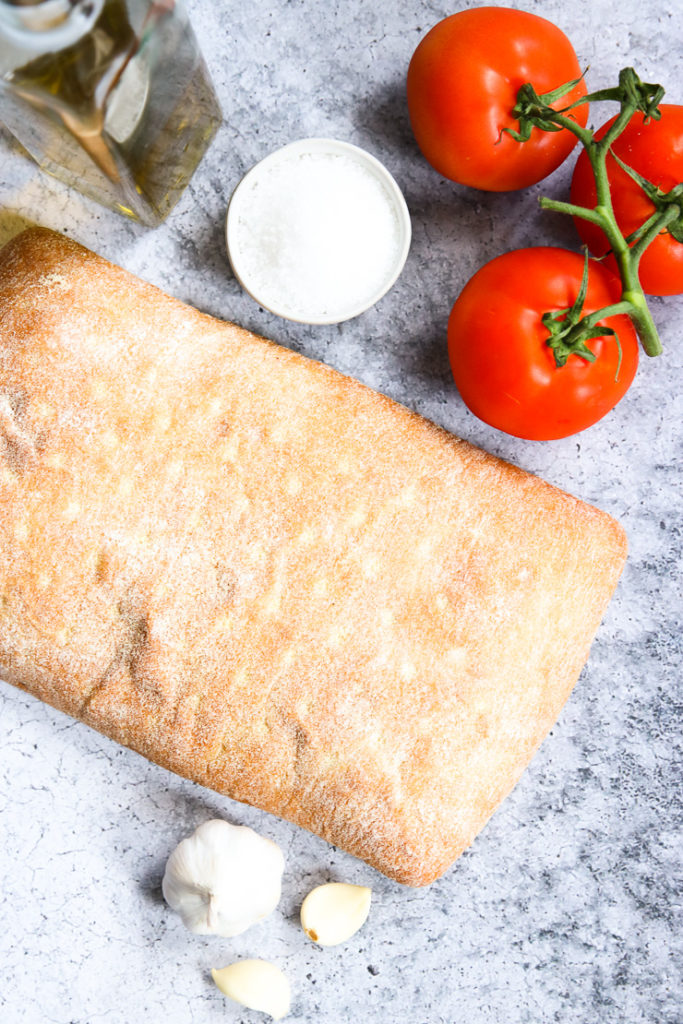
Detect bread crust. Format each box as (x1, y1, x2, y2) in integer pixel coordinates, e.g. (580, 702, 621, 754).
(0, 228, 627, 885)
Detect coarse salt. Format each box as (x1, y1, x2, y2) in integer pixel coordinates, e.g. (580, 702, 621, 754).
(227, 141, 410, 323)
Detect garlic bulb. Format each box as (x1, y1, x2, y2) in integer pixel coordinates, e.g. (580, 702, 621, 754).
(162, 819, 284, 937)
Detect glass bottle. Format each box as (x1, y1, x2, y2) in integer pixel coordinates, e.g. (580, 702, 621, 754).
(0, 0, 222, 226)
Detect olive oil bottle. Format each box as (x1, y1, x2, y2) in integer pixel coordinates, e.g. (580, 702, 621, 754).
(0, 0, 221, 225)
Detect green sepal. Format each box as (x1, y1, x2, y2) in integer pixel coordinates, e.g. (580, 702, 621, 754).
(578, 68, 663, 119)
(543, 308, 607, 367)
(505, 77, 584, 142)
(542, 251, 619, 370)
(616, 67, 664, 121)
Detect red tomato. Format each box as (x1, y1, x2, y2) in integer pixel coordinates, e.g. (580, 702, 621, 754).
(406, 7, 588, 191)
(447, 248, 639, 440)
(570, 105, 683, 295)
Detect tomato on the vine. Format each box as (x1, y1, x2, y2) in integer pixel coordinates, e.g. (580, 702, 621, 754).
(447, 248, 639, 440)
(570, 104, 683, 296)
(406, 7, 588, 191)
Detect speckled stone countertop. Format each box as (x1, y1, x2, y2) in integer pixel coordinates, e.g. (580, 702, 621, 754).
(1, 1, 681, 1022)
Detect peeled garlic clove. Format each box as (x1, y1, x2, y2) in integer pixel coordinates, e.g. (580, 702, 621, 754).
(300, 882, 372, 946)
(212, 959, 291, 1020)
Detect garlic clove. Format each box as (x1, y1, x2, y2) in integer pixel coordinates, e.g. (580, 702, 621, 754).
(212, 959, 291, 1020)
(161, 819, 284, 937)
(300, 882, 372, 946)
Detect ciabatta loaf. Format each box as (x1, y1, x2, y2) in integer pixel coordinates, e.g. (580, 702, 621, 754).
(0, 228, 626, 885)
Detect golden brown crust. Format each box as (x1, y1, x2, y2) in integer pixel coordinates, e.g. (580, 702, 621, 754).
(0, 228, 627, 885)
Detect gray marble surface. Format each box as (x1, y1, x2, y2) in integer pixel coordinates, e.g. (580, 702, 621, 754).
(1, 1, 681, 1022)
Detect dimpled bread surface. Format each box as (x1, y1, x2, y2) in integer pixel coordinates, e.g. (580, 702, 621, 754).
(0, 228, 627, 885)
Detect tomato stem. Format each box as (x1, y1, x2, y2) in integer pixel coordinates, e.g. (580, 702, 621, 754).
(516, 66, 668, 359)
(539, 196, 602, 226)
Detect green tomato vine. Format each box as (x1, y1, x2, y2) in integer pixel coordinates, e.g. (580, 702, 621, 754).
(509, 66, 683, 365)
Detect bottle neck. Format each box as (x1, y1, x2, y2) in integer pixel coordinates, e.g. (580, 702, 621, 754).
(0, 0, 104, 56)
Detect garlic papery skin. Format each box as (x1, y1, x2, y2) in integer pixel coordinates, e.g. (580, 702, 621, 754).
(161, 819, 284, 937)
(212, 960, 291, 1020)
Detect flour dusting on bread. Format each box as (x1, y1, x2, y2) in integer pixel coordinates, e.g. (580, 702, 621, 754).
(0, 229, 627, 885)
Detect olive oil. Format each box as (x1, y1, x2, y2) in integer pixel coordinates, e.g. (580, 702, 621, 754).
(0, 0, 221, 225)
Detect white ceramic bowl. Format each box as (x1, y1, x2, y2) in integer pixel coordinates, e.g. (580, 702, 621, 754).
(225, 138, 412, 325)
